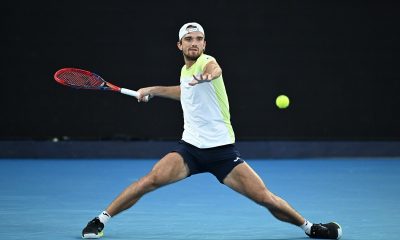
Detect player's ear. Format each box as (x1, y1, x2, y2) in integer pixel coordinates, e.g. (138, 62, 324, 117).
(203, 40, 206, 51)
(177, 41, 183, 51)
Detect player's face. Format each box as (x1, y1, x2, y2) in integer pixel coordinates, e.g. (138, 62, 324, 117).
(177, 31, 206, 61)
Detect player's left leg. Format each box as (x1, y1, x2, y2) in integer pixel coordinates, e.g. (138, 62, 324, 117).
(223, 162, 342, 239)
(223, 162, 304, 225)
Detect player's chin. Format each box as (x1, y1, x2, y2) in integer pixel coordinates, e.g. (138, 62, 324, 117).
(185, 52, 201, 61)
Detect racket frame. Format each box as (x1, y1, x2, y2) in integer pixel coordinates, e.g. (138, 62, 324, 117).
(54, 68, 145, 100)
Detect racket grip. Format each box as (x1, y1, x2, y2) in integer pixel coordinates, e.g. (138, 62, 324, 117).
(120, 88, 150, 101)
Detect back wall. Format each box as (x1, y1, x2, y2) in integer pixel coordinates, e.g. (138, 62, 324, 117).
(2, 0, 399, 141)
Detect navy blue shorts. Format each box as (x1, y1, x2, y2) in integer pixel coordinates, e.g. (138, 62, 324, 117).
(172, 140, 245, 183)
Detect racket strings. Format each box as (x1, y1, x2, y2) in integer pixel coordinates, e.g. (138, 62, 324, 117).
(57, 71, 104, 88)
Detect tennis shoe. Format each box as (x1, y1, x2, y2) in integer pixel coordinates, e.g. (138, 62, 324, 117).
(306, 222, 342, 239)
(82, 217, 104, 239)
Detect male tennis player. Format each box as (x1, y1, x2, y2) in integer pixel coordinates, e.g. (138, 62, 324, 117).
(82, 22, 342, 239)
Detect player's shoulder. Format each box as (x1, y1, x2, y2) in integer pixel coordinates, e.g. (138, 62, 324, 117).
(202, 54, 215, 61)
(200, 54, 217, 68)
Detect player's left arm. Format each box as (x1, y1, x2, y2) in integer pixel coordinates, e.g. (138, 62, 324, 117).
(189, 60, 222, 86)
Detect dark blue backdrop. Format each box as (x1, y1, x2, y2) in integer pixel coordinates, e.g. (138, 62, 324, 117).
(2, 0, 400, 140)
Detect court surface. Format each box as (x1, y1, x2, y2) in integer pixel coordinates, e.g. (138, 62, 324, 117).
(0, 158, 399, 240)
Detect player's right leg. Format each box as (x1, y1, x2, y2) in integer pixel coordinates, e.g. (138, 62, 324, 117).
(82, 152, 189, 239)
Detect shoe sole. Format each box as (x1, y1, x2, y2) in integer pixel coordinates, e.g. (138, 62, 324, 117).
(82, 231, 104, 239)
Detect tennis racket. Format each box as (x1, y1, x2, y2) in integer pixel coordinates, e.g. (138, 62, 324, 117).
(54, 68, 150, 101)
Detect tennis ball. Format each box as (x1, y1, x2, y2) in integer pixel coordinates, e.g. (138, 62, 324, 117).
(276, 95, 290, 109)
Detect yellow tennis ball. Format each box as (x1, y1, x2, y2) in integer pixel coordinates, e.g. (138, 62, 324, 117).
(276, 95, 290, 109)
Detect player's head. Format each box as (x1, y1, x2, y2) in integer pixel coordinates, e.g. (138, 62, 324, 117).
(177, 22, 206, 61)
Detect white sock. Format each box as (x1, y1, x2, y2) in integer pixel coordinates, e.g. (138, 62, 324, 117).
(300, 219, 313, 234)
(98, 211, 111, 224)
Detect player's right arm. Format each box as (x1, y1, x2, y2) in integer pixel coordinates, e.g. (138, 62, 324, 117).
(137, 85, 181, 102)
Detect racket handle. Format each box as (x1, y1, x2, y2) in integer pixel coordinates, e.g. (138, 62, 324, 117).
(120, 88, 150, 101)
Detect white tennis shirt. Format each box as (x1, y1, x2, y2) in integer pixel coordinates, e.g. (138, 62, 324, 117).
(180, 54, 235, 148)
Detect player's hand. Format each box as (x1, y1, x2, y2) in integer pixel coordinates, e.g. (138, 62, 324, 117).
(137, 87, 153, 102)
(189, 74, 212, 86)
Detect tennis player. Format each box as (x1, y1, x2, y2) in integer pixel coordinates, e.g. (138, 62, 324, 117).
(82, 22, 342, 239)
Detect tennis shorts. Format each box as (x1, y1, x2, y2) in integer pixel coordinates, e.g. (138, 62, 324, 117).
(172, 140, 245, 183)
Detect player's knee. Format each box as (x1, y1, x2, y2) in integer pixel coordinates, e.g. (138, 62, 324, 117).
(142, 172, 165, 190)
(250, 189, 267, 204)
(253, 191, 278, 209)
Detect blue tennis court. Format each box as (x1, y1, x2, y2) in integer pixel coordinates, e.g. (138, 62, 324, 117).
(0, 158, 399, 240)
(3, 1, 400, 240)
